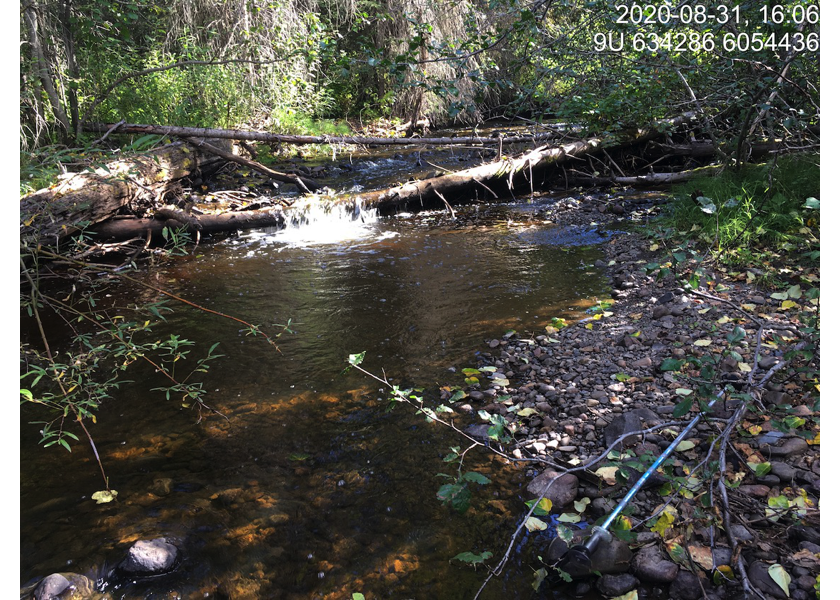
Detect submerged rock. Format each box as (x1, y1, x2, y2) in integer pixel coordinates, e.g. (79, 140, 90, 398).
(33, 574, 69, 600)
(119, 538, 178, 574)
(31, 572, 102, 600)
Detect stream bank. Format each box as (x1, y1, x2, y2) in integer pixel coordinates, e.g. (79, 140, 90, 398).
(448, 195, 820, 599)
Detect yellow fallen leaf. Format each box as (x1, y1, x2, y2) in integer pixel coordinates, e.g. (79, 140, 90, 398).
(688, 544, 715, 570)
(738, 362, 752, 372)
(595, 466, 619, 486)
(807, 432, 820, 445)
(91, 489, 119, 504)
(741, 303, 756, 311)
(694, 339, 713, 346)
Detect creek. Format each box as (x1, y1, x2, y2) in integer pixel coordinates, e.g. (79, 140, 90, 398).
(21, 142, 625, 599)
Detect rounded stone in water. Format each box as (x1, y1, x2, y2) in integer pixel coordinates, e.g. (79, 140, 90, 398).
(120, 538, 178, 574)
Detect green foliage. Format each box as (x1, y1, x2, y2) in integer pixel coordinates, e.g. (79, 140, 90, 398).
(663, 155, 820, 252)
(451, 550, 492, 567)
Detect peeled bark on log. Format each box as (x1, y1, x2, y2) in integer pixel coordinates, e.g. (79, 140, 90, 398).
(20, 141, 228, 247)
(84, 121, 569, 147)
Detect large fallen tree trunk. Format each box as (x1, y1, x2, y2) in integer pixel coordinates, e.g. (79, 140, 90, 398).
(84, 121, 570, 147)
(342, 113, 698, 214)
(20, 141, 229, 247)
(89, 205, 286, 241)
(82, 113, 700, 242)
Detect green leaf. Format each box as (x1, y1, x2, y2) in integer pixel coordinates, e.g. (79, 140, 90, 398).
(616, 373, 631, 382)
(451, 550, 492, 566)
(348, 352, 366, 366)
(768, 563, 791, 597)
(487, 414, 510, 441)
(557, 512, 581, 523)
(352, 594, 365, 600)
(803, 197, 820, 210)
(532, 567, 547, 591)
(675, 440, 695, 452)
(749, 462, 772, 477)
(525, 497, 553, 516)
(660, 358, 686, 372)
(555, 524, 574, 543)
(768, 495, 790, 510)
(461, 368, 481, 376)
(727, 327, 746, 344)
(462, 471, 491, 485)
(449, 390, 466, 402)
(573, 497, 591, 513)
(673, 396, 694, 418)
(517, 407, 539, 417)
(437, 483, 471, 513)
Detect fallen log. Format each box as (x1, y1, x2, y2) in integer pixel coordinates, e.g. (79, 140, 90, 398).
(345, 114, 698, 213)
(89, 205, 285, 241)
(20, 141, 228, 247)
(560, 169, 707, 187)
(84, 122, 569, 147)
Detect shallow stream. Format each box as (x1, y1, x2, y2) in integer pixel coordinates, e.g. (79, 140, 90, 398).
(21, 144, 624, 599)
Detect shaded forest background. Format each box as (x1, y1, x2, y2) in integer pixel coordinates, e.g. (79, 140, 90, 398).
(20, 0, 819, 158)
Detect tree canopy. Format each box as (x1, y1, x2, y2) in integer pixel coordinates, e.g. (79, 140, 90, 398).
(21, 0, 819, 157)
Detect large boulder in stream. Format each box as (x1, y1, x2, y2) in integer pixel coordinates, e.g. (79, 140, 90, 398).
(119, 538, 179, 574)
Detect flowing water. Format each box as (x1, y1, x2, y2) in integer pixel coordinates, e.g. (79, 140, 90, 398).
(21, 149, 620, 599)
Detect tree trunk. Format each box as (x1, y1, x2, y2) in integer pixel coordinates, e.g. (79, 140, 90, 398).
(20, 141, 228, 248)
(24, 3, 71, 138)
(59, 0, 81, 139)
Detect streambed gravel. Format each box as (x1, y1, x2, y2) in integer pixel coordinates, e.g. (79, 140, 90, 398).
(450, 193, 820, 599)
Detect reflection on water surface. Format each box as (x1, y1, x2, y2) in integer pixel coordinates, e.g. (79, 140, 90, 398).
(21, 201, 613, 599)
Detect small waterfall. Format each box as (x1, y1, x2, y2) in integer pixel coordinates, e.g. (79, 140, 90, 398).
(241, 196, 392, 248)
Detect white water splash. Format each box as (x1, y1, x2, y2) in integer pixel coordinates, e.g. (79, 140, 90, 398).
(240, 197, 395, 249)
